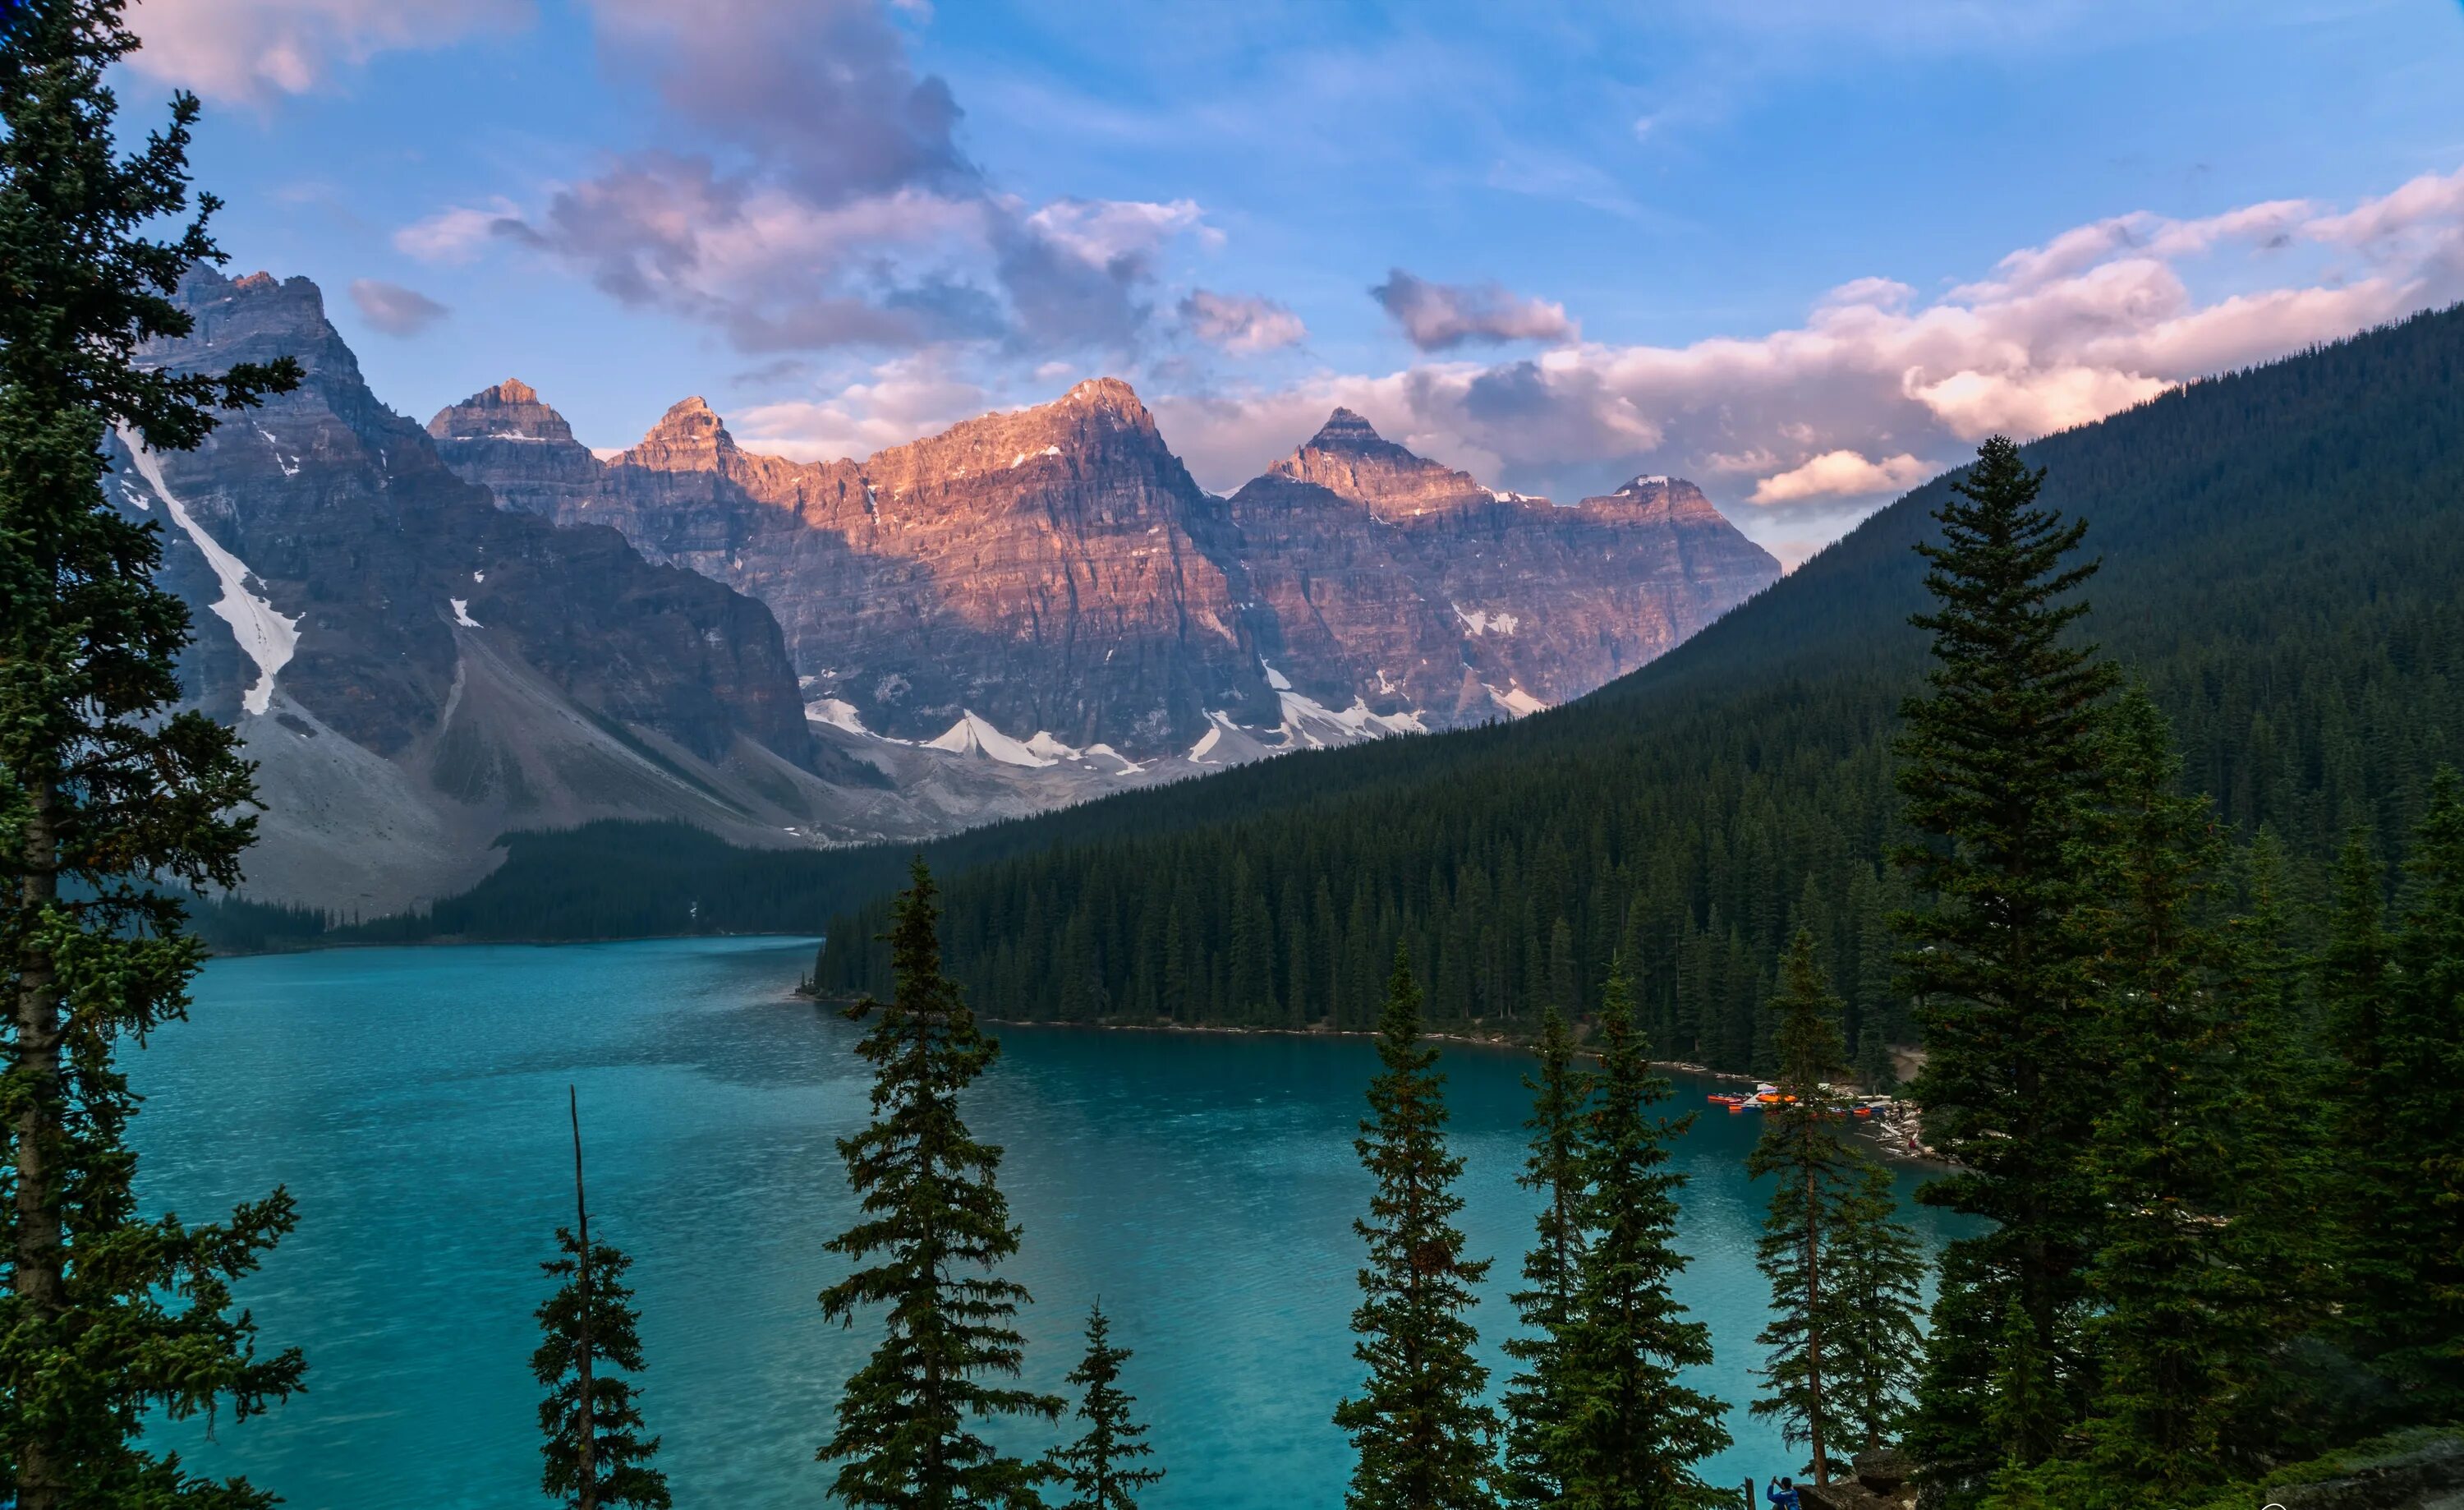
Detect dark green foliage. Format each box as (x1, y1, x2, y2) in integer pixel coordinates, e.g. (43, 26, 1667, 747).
(1501, 1005, 1590, 1508)
(1041, 1303, 1163, 1510)
(2359, 770, 2464, 1415)
(1748, 933, 1919, 1484)
(1334, 949, 1500, 1510)
(1552, 964, 1730, 1509)
(533, 1229, 669, 1510)
(818, 861, 1060, 1510)
(0, 2, 306, 1503)
(809, 302, 2464, 1071)
(1824, 1161, 1926, 1457)
(2074, 691, 2269, 1494)
(1894, 435, 2115, 1476)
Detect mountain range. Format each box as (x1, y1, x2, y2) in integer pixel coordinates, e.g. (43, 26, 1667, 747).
(426, 374, 1777, 753)
(804, 297, 2464, 1064)
(131, 267, 1777, 913)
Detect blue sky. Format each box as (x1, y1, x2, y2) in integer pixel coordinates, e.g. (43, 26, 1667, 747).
(132, 0, 2464, 557)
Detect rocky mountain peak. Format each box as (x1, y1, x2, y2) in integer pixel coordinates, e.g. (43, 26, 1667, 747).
(623, 395, 738, 472)
(1574, 472, 1730, 525)
(1307, 407, 1386, 449)
(426, 378, 577, 445)
(1269, 407, 1492, 518)
(1055, 376, 1151, 420)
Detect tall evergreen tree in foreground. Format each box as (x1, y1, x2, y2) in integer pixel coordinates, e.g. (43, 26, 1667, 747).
(2074, 691, 2265, 1495)
(0, 2, 306, 1503)
(1749, 933, 1920, 1485)
(1893, 435, 2114, 1485)
(1501, 1005, 1591, 1508)
(1042, 1303, 1164, 1510)
(821, 860, 1060, 1509)
(1555, 963, 1729, 1510)
(2367, 770, 2464, 1416)
(534, 1090, 668, 1510)
(1335, 948, 1500, 1510)
(1823, 1162, 1926, 1457)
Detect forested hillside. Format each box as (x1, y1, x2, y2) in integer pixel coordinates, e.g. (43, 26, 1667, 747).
(812, 304, 2464, 1071)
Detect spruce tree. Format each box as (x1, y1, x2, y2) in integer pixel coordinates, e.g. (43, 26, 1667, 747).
(1747, 932, 1883, 1486)
(2222, 831, 2330, 1392)
(1, 3, 306, 1503)
(534, 1089, 668, 1510)
(820, 859, 1061, 1509)
(2318, 830, 2405, 1384)
(2076, 690, 2264, 1493)
(1041, 1302, 1163, 1510)
(1823, 1161, 1926, 1456)
(1501, 1005, 1591, 1508)
(1555, 962, 1729, 1509)
(1334, 947, 1499, 1510)
(2371, 770, 2464, 1415)
(1892, 435, 2115, 1478)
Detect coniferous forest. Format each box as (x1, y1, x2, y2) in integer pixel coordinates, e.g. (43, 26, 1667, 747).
(7, 5, 2464, 1508)
(812, 298, 2464, 1077)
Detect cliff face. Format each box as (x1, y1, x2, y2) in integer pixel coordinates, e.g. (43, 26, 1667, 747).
(435, 379, 1273, 748)
(1228, 414, 1784, 716)
(118, 268, 867, 911)
(439, 389, 1780, 749)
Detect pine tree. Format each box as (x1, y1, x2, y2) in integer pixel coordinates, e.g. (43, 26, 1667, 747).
(0, 4, 306, 1503)
(1555, 962, 1730, 1509)
(1824, 1161, 1926, 1456)
(1501, 1005, 1591, 1508)
(2222, 831, 2330, 1388)
(1041, 1302, 1163, 1510)
(2370, 770, 2464, 1415)
(2075, 690, 2264, 1494)
(534, 1089, 668, 1510)
(1334, 947, 1500, 1510)
(820, 859, 1061, 1509)
(2318, 829, 2405, 1383)
(1745, 932, 1869, 1486)
(1892, 435, 2115, 1478)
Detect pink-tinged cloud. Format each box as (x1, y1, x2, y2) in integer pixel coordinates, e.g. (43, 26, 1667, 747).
(1179, 290, 1307, 353)
(1370, 269, 1579, 351)
(347, 277, 449, 335)
(1749, 450, 1933, 505)
(1144, 166, 2464, 553)
(127, 0, 529, 102)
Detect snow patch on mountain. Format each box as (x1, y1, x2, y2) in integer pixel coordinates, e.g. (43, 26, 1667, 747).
(926, 711, 1058, 767)
(118, 431, 299, 716)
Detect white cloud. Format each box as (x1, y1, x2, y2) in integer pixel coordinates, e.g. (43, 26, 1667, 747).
(1140, 165, 2464, 554)
(729, 354, 992, 463)
(1749, 450, 1932, 504)
(1179, 289, 1307, 353)
(393, 199, 522, 263)
(126, 0, 528, 102)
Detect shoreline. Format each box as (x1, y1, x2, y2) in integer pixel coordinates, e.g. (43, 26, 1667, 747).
(805, 989, 1947, 1165)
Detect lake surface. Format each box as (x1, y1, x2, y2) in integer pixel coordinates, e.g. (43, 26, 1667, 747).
(133, 937, 1965, 1508)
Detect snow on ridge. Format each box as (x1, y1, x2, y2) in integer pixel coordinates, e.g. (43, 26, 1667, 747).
(1083, 742, 1146, 775)
(1274, 689, 1426, 749)
(1024, 730, 1082, 762)
(450, 598, 482, 628)
(1259, 657, 1294, 691)
(807, 697, 870, 735)
(117, 431, 298, 716)
(926, 710, 1058, 767)
(1453, 604, 1520, 638)
(1488, 684, 1548, 719)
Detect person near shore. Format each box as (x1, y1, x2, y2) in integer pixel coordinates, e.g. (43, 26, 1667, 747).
(1768, 1475, 1802, 1508)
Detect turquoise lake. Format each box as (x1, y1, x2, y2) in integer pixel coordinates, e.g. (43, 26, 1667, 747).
(132, 937, 1965, 1508)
